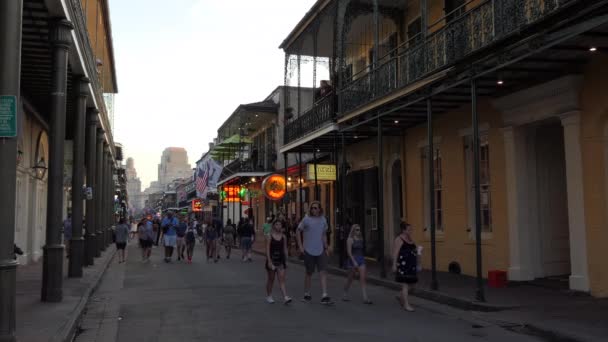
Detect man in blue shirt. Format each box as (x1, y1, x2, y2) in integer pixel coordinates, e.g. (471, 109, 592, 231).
(161, 211, 179, 263)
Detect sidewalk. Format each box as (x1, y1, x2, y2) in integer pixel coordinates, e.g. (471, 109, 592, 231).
(253, 245, 608, 342)
(15, 248, 115, 342)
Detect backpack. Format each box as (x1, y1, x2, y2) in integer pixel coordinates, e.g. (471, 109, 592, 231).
(186, 229, 196, 243)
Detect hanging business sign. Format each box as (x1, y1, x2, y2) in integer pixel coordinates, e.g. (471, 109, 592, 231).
(192, 198, 203, 212)
(306, 164, 337, 181)
(262, 174, 286, 201)
(222, 185, 241, 202)
(0, 95, 17, 137)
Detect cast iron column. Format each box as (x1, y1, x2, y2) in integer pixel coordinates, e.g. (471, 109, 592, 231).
(313, 143, 319, 201)
(428, 98, 438, 290)
(95, 129, 104, 255)
(68, 77, 89, 277)
(84, 109, 98, 265)
(102, 145, 109, 249)
(298, 150, 303, 220)
(471, 78, 485, 302)
(0, 1, 22, 340)
(377, 118, 386, 278)
(41, 19, 74, 303)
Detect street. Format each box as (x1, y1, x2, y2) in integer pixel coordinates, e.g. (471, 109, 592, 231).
(73, 243, 542, 342)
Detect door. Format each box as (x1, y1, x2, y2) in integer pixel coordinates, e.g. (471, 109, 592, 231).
(535, 123, 571, 277)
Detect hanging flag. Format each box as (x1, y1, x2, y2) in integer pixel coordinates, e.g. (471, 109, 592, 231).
(195, 156, 223, 199)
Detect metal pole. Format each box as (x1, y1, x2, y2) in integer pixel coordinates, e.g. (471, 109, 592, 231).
(299, 150, 303, 220)
(41, 19, 74, 303)
(95, 130, 104, 256)
(68, 77, 89, 278)
(0, 1, 22, 339)
(313, 143, 319, 201)
(428, 98, 438, 290)
(372, 0, 379, 95)
(471, 77, 486, 302)
(84, 110, 98, 266)
(377, 118, 386, 278)
(283, 153, 288, 213)
(340, 133, 347, 268)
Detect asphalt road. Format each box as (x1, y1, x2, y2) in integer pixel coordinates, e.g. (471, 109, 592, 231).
(74, 242, 542, 342)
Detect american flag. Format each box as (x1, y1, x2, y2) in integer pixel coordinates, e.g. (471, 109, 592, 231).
(196, 162, 209, 198)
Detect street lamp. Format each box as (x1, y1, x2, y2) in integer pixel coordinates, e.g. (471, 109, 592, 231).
(31, 157, 47, 180)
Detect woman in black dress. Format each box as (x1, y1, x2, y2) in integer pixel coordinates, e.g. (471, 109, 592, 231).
(392, 221, 419, 312)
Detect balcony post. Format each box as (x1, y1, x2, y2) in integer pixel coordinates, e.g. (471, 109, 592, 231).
(339, 133, 347, 268)
(41, 18, 74, 303)
(283, 153, 288, 213)
(421, 0, 428, 38)
(377, 117, 386, 278)
(95, 129, 104, 256)
(84, 109, 98, 266)
(471, 77, 486, 302)
(313, 142, 319, 201)
(68, 76, 89, 278)
(427, 98, 438, 291)
(0, 0, 22, 339)
(299, 150, 303, 220)
(372, 0, 379, 97)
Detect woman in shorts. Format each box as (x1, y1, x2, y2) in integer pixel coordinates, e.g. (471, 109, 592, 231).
(114, 218, 130, 263)
(204, 223, 217, 263)
(342, 224, 371, 304)
(265, 220, 291, 304)
(223, 219, 236, 259)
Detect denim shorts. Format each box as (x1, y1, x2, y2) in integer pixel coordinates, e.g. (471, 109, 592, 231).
(240, 237, 252, 250)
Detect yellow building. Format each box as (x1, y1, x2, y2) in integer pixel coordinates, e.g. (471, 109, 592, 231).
(279, 0, 608, 297)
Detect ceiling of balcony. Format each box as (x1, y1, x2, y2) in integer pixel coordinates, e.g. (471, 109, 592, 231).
(21, 0, 77, 138)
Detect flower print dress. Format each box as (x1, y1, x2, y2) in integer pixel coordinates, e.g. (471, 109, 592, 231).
(395, 237, 418, 284)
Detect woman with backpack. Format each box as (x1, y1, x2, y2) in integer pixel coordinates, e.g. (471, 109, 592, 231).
(175, 216, 188, 261)
(185, 220, 198, 264)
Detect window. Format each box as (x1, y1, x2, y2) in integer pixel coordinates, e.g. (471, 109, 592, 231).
(422, 146, 443, 232)
(464, 135, 492, 232)
(445, 0, 465, 23)
(407, 17, 422, 45)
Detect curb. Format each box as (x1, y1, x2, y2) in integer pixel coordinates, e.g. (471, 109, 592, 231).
(52, 248, 117, 342)
(253, 249, 512, 312)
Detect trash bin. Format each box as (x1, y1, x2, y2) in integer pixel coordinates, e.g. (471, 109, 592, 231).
(488, 270, 507, 288)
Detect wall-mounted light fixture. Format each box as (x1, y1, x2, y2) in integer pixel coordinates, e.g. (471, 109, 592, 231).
(31, 157, 47, 180)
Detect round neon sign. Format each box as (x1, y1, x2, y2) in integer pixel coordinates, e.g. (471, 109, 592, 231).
(262, 174, 286, 201)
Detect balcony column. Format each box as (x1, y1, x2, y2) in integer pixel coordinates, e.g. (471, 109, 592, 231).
(41, 18, 74, 303)
(560, 112, 590, 292)
(95, 130, 104, 255)
(377, 117, 386, 278)
(421, 0, 428, 37)
(283, 153, 288, 213)
(102, 145, 110, 248)
(0, 1, 22, 340)
(471, 78, 485, 302)
(313, 142, 319, 201)
(68, 76, 89, 278)
(339, 133, 347, 268)
(427, 98, 438, 290)
(84, 109, 98, 266)
(299, 150, 304, 220)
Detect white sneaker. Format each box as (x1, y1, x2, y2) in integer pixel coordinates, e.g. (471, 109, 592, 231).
(266, 296, 275, 304)
(283, 296, 292, 305)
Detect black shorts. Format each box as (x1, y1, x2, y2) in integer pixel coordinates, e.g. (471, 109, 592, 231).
(116, 242, 127, 250)
(265, 257, 287, 272)
(140, 239, 153, 249)
(303, 252, 327, 274)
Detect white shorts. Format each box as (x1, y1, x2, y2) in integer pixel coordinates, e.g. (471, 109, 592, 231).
(163, 235, 177, 247)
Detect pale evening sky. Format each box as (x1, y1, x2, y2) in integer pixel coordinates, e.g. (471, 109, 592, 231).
(110, 0, 317, 189)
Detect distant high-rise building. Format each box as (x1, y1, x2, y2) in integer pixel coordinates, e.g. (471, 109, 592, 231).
(157, 147, 192, 187)
(125, 157, 144, 210)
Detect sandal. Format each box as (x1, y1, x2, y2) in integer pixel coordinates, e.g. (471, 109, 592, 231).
(363, 299, 373, 305)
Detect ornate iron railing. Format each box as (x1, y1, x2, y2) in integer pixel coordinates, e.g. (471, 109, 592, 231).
(284, 94, 334, 144)
(339, 0, 576, 114)
(68, 0, 112, 138)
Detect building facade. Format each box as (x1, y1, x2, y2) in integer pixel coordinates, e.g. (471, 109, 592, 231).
(158, 147, 192, 187)
(277, 0, 608, 297)
(125, 157, 144, 211)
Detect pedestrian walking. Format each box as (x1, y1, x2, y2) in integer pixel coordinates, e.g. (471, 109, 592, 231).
(204, 220, 218, 263)
(342, 224, 371, 304)
(212, 215, 223, 261)
(296, 201, 333, 305)
(223, 219, 236, 259)
(153, 218, 161, 246)
(161, 211, 179, 263)
(262, 216, 272, 238)
(185, 221, 198, 264)
(240, 218, 255, 262)
(265, 220, 292, 304)
(115, 218, 130, 263)
(392, 221, 420, 312)
(176, 215, 188, 261)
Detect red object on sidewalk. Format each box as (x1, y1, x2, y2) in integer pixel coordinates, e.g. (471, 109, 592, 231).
(488, 270, 507, 288)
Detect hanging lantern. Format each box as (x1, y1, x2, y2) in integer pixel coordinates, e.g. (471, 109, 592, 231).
(262, 174, 286, 201)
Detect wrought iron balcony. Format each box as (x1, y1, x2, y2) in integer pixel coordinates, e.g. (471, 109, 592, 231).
(284, 94, 334, 144)
(339, 0, 577, 114)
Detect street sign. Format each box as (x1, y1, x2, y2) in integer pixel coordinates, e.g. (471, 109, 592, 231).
(0, 95, 17, 137)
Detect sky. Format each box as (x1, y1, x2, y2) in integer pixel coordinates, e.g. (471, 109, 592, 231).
(110, 0, 317, 189)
